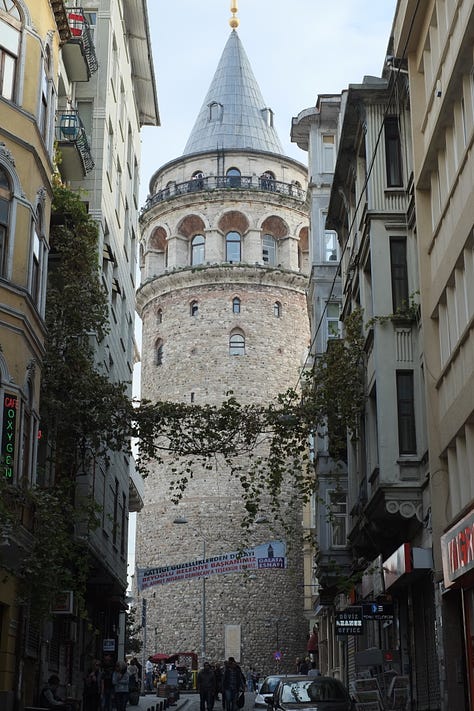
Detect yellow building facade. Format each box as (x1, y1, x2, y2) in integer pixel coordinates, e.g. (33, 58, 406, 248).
(0, 1, 66, 708)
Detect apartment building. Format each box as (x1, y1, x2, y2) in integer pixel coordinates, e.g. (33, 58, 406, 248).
(323, 70, 439, 707)
(393, 2, 474, 708)
(0, 0, 157, 706)
(0, 2, 66, 707)
(51, 0, 157, 688)
(291, 94, 348, 676)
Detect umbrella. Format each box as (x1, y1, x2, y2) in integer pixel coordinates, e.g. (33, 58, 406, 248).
(150, 653, 171, 663)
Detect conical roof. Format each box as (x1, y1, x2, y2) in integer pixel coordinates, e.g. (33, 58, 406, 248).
(183, 30, 284, 156)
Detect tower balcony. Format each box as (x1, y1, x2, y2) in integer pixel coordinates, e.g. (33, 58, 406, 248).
(55, 109, 95, 180)
(61, 7, 98, 81)
(140, 174, 306, 219)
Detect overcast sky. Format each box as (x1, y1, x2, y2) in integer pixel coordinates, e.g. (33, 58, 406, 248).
(139, 0, 398, 203)
(129, 0, 398, 582)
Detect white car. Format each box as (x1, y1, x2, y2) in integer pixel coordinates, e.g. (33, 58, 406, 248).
(254, 676, 285, 708)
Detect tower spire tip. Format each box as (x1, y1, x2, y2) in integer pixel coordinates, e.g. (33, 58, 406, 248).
(229, 0, 239, 29)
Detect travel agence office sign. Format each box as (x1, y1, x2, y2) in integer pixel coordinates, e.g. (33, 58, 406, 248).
(441, 508, 474, 588)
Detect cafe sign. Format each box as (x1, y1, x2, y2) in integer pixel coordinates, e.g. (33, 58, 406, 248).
(1, 394, 17, 479)
(441, 508, 474, 587)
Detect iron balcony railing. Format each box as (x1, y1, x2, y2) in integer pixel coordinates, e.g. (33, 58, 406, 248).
(141, 175, 306, 217)
(66, 7, 98, 76)
(55, 109, 95, 174)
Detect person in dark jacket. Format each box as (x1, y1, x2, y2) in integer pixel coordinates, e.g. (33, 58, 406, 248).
(222, 657, 245, 711)
(83, 660, 101, 711)
(197, 661, 216, 711)
(39, 675, 71, 710)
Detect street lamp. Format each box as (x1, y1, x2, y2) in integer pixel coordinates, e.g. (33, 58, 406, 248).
(173, 516, 207, 666)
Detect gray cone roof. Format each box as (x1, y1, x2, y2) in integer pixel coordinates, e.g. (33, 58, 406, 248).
(183, 30, 284, 156)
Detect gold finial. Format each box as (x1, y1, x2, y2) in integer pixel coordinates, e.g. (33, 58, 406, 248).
(229, 0, 239, 29)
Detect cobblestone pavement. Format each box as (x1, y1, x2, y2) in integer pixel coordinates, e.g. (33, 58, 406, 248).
(132, 691, 256, 711)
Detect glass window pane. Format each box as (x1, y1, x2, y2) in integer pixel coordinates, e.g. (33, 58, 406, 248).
(0, 21, 19, 54)
(263, 235, 276, 265)
(226, 232, 241, 262)
(229, 333, 245, 355)
(0, 196, 9, 224)
(192, 234, 205, 265)
(2, 53, 15, 99)
(324, 231, 338, 261)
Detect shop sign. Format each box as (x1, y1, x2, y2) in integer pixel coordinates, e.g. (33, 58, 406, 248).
(441, 508, 474, 587)
(383, 544, 432, 590)
(335, 606, 363, 635)
(103, 639, 116, 652)
(1, 394, 17, 479)
(362, 601, 394, 620)
(51, 590, 74, 615)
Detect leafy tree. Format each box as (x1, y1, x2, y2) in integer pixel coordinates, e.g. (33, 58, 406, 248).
(125, 605, 143, 656)
(0, 180, 366, 617)
(0, 185, 131, 620)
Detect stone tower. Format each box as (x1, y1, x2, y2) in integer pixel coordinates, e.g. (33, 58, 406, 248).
(136, 23, 311, 674)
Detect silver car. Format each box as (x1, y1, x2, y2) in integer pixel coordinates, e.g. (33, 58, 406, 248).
(254, 675, 285, 709)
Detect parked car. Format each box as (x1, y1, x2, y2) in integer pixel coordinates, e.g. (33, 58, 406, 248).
(254, 675, 285, 708)
(263, 676, 353, 711)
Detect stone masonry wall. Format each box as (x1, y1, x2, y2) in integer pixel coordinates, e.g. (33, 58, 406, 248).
(135, 150, 311, 675)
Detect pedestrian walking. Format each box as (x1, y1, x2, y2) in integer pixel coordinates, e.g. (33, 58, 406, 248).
(112, 661, 130, 711)
(100, 656, 115, 711)
(145, 657, 154, 692)
(197, 661, 216, 711)
(222, 657, 245, 711)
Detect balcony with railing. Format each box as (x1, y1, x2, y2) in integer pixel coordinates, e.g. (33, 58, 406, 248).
(141, 174, 306, 219)
(61, 7, 98, 81)
(55, 109, 95, 180)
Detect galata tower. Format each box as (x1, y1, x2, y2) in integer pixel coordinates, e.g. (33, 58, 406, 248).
(135, 7, 311, 675)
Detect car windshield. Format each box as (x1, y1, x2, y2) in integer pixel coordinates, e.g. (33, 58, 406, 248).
(280, 680, 346, 703)
(261, 677, 283, 694)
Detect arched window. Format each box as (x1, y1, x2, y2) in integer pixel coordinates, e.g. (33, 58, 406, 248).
(274, 301, 282, 317)
(229, 331, 245, 356)
(209, 102, 223, 121)
(232, 297, 241, 314)
(226, 167, 241, 188)
(226, 231, 241, 262)
(0, 165, 11, 277)
(157, 308, 163, 324)
(190, 300, 198, 316)
(191, 234, 205, 265)
(262, 235, 277, 265)
(0, 1, 21, 101)
(155, 339, 163, 366)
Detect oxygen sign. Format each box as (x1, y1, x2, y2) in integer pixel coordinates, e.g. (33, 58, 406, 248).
(1, 394, 17, 479)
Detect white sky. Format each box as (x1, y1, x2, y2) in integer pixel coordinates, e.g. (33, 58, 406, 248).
(129, 0, 398, 584)
(139, 0, 398, 203)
